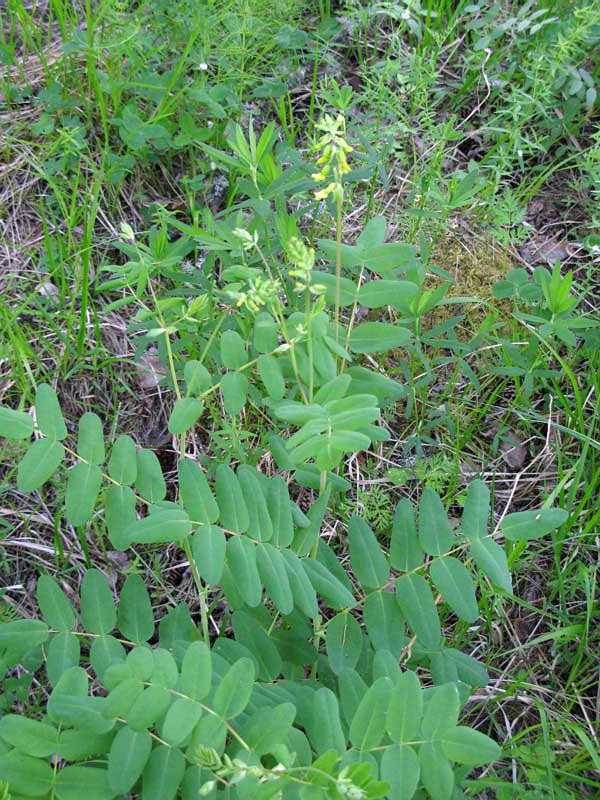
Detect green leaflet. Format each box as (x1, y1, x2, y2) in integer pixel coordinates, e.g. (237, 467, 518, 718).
(107, 434, 137, 485)
(395, 574, 441, 650)
(221, 371, 248, 415)
(326, 612, 363, 675)
(77, 412, 105, 465)
(161, 697, 202, 746)
(386, 670, 422, 743)
(418, 487, 453, 556)
(54, 766, 112, 800)
(135, 448, 166, 503)
(501, 508, 568, 541)
(349, 322, 412, 353)
(117, 574, 154, 643)
(469, 536, 512, 593)
(257, 353, 285, 400)
(142, 745, 185, 800)
(192, 525, 226, 585)
(266, 476, 294, 548)
(179, 641, 212, 702)
(108, 726, 152, 794)
(390, 498, 423, 572)
(220, 329, 247, 369)
(167, 396, 204, 434)
(46, 632, 80, 686)
(238, 464, 273, 542)
(35, 383, 67, 440)
(226, 535, 262, 606)
(461, 479, 490, 540)
(429, 556, 479, 623)
(280, 549, 318, 619)
(215, 464, 249, 533)
(0, 715, 59, 758)
(381, 744, 420, 800)
(419, 741, 454, 800)
(80, 570, 117, 635)
(123, 508, 192, 545)
(211, 657, 255, 719)
(439, 726, 501, 766)
(90, 635, 126, 681)
(256, 542, 293, 615)
(105, 485, 137, 551)
(302, 558, 355, 610)
(231, 611, 282, 682)
(0, 406, 34, 440)
(358, 279, 420, 311)
(0, 751, 54, 796)
(305, 687, 346, 756)
(422, 683, 460, 738)
(184, 360, 211, 395)
(349, 676, 393, 751)
(65, 463, 103, 526)
(179, 458, 219, 524)
(363, 591, 406, 658)
(36, 575, 77, 631)
(348, 516, 389, 590)
(17, 438, 65, 492)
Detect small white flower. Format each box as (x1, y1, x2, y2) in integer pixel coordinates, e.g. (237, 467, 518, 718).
(199, 62, 208, 71)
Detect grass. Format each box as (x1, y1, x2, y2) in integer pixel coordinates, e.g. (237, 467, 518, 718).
(0, 0, 598, 796)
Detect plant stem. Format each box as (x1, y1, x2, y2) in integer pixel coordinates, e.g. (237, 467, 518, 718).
(182, 537, 210, 644)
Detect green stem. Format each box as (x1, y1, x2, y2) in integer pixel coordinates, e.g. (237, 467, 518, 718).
(182, 537, 210, 644)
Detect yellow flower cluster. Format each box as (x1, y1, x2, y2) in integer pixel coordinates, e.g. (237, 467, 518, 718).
(311, 113, 353, 203)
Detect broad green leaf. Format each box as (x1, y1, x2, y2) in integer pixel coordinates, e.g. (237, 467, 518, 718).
(220, 329, 246, 369)
(358, 279, 419, 310)
(363, 591, 406, 658)
(142, 745, 185, 800)
(0, 715, 58, 757)
(47, 632, 80, 686)
(440, 726, 501, 766)
(305, 688, 346, 756)
(231, 611, 282, 681)
(215, 464, 249, 533)
(108, 725, 152, 793)
(325, 612, 363, 674)
(184, 360, 211, 395)
(80, 569, 116, 635)
(108, 434, 137, 484)
(152, 649, 178, 688)
(395, 574, 441, 650)
(444, 648, 489, 687)
(167, 397, 204, 434)
(221, 371, 248, 415)
(267, 476, 294, 548)
(280, 549, 318, 619)
(346, 366, 405, 402)
(135, 449, 166, 503)
(461, 479, 489, 540)
(212, 657, 255, 719)
(179, 641, 211, 701)
(292, 485, 330, 555)
(226, 535, 262, 606)
(350, 676, 393, 751)
(179, 458, 219, 524)
(390, 498, 423, 572)
(54, 765, 112, 800)
(0, 751, 54, 796)
(309, 270, 357, 306)
(242, 702, 296, 756)
(349, 322, 412, 353)
(0, 619, 49, 654)
(313, 374, 352, 404)
(348, 516, 389, 590)
(257, 354, 285, 400)
(302, 558, 355, 610)
(238, 465, 273, 542)
(17, 438, 65, 492)
(419, 742, 454, 800)
(339, 668, 368, 727)
(104, 677, 145, 720)
(387, 670, 422, 743)
(422, 683, 460, 739)
(253, 311, 279, 353)
(256, 543, 293, 615)
(105, 485, 137, 550)
(381, 744, 420, 800)
(430, 557, 479, 623)
(36, 575, 76, 631)
(501, 508, 568, 541)
(65, 463, 103, 526)
(469, 537, 512, 593)
(192, 525, 226, 584)
(118, 574, 154, 643)
(56, 729, 114, 761)
(418, 488, 453, 556)
(161, 697, 202, 746)
(123, 509, 192, 545)
(77, 412, 105, 465)
(35, 383, 67, 440)
(0, 406, 34, 440)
